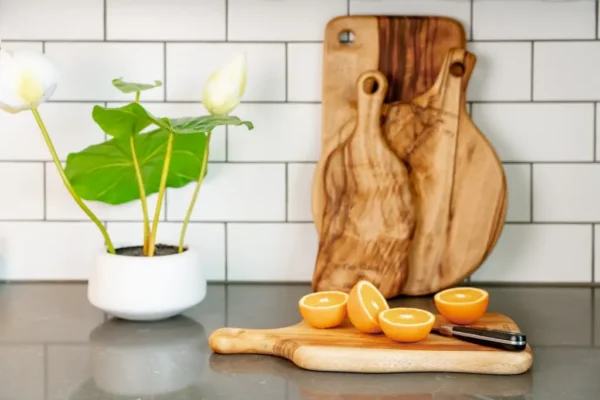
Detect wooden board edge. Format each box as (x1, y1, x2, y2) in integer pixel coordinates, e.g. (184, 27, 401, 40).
(293, 345, 533, 375)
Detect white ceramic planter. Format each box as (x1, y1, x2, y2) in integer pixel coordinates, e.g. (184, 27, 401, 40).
(88, 246, 206, 321)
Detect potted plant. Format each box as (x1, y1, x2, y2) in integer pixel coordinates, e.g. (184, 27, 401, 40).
(0, 45, 252, 321)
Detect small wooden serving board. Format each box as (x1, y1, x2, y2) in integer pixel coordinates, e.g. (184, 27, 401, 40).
(209, 313, 533, 375)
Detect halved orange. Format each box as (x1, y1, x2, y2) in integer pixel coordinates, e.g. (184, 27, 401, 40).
(299, 291, 349, 329)
(379, 308, 435, 343)
(434, 287, 489, 325)
(347, 280, 389, 333)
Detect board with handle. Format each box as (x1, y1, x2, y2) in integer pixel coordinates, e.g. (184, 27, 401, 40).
(311, 16, 507, 298)
(209, 313, 532, 375)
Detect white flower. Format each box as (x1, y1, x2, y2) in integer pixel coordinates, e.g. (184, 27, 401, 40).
(0, 43, 59, 113)
(202, 54, 247, 116)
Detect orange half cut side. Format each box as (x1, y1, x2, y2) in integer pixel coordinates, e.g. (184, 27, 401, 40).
(299, 291, 349, 329)
(434, 287, 489, 325)
(347, 280, 389, 333)
(379, 308, 435, 343)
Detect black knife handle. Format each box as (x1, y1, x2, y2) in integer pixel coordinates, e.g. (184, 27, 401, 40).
(449, 326, 527, 351)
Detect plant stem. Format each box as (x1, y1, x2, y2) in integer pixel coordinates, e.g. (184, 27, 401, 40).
(130, 135, 150, 255)
(147, 131, 175, 256)
(178, 132, 211, 252)
(132, 91, 150, 255)
(31, 108, 116, 254)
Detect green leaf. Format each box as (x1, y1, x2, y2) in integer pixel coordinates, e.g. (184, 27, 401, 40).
(112, 78, 163, 94)
(92, 103, 171, 139)
(64, 131, 208, 205)
(146, 115, 254, 135)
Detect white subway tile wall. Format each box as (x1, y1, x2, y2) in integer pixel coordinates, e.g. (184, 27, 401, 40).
(0, 0, 598, 283)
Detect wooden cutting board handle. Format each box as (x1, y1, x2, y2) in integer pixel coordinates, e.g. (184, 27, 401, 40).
(210, 327, 276, 355)
(312, 70, 416, 296)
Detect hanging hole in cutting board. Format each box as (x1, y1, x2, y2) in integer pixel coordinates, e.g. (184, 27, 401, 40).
(450, 62, 466, 77)
(338, 30, 355, 45)
(362, 76, 380, 94)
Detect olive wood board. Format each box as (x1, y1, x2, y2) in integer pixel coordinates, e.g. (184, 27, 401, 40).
(311, 16, 507, 299)
(209, 313, 533, 375)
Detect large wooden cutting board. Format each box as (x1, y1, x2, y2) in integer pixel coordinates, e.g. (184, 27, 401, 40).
(209, 313, 533, 375)
(311, 16, 507, 298)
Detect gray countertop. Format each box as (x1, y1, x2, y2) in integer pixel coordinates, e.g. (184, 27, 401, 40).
(0, 283, 598, 399)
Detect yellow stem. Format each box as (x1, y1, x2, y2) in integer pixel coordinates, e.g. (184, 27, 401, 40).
(147, 132, 175, 256)
(178, 132, 211, 252)
(130, 135, 150, 255)
(32, 108, 116, 254)
(132, 91, 150, 255)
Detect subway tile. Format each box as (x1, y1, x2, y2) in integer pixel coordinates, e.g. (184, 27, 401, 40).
(467, 42, 532, 101)
(227, 223, 318, 281)
(534, 164, 600, 222)
(288, 163, 316, 222)
(167, 164, 286, 222)
(0, 284, 104, 340)
(503, 164, 531, 223)
(0, 0, 103, 40)
(534, 42, 600, 101)
(0, 41, 43, 53)
(473, 0, 595, 40)
(228, 104, 321, 162)
(288, 43, 322, 102)
(471, 103, 594, 162)
(228, 0, 346, 41)
(45, 43, 164, 101)
(350, 0, 471, 38)
(166, 43, 285, 102)
(45, 163, 165, 222)
(0, 346, 44, 399)
(0, 103, 105, 161)
(0, 163, 44, 220)
(107, 102, 226, 161)
(0, 222, 103, 280)
(486, 287, 592, 346)
(106, 222, 226, 281)
(471, 224, 592, 282)
(106, 0, 225, 41)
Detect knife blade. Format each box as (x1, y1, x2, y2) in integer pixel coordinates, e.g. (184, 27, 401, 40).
(432, 324, 527, 351)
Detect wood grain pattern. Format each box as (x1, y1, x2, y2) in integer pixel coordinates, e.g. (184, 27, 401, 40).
(312, 70, 415, 295)
(311, 16, 506, 297)
(313, 16, 466, 233)
(209, 313, 533, 375)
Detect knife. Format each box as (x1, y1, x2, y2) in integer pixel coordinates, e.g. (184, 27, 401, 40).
(432, 324, 527, 351)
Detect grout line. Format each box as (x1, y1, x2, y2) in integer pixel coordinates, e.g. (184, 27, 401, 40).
(9, 38, 600, 44)
(284, 43, 289, 102)
(103, 0, 107, 41)
(594, 0, 599, 38)
(5, 160, 600, 165)
(42, 99, 600, 105)
(469, 0, 474, 40)
(225, 126, 229, 161)
(530, 41, 534, 100)
(225, 0, 229, 41)
(347, 0, 350, 15)
(42, 163, 47, 221)
(530, 163, 534, 223)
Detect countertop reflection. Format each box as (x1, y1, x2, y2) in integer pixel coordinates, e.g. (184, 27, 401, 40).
(0, 283, 598, 399)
